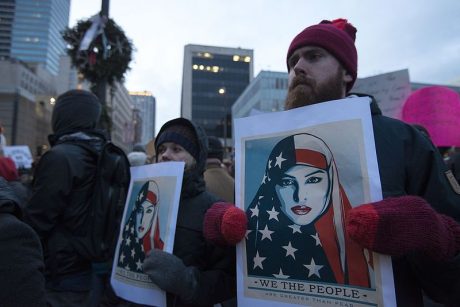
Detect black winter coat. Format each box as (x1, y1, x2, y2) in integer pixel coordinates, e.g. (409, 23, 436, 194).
(0, 177, 46, 306)
(368, 96, 460, 306)
(24, 132, 105, 289)
(155, 119, 236, 307)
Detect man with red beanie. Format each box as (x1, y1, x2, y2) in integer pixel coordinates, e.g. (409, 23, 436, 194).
(205, 19, 460, 306)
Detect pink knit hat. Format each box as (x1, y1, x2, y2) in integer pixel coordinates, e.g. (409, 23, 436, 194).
(286, 18, 358, 92)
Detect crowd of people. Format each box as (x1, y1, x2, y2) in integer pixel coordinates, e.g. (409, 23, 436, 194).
(1, 18, 460, 307)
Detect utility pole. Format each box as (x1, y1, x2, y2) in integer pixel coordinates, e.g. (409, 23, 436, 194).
(95, 0, 111, 133)
(101, 0, 109, 17)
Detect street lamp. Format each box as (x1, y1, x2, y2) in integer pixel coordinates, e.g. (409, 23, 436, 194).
(218, 87, 228, 152)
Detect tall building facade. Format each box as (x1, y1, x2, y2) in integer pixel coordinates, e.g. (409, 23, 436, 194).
(110, 82, 135, 153)
(0, 0, 15, 59)
(4, 0, 70, 75)
(181, 44, 253, 144)
(0, 58, 57, 154)
(232, 70, 288, 119)
(129, 91, 156, 145)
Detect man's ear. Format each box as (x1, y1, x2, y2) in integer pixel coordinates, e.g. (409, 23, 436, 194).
(343, 71, 353, 83)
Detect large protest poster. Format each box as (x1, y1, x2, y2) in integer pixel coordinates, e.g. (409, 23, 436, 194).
(234, 97, 396, 307)
(111, 162, 184, 306)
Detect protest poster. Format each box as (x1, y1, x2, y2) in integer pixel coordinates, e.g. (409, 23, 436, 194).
(234, 97, 396, 307)
(2, 145, 33, 169)
(111, 162, 184, 306)
(351, 69, 411, 119)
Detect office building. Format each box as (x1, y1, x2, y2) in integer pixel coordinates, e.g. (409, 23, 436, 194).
(110, 82, 135, 153)
(0, 0, 15, 59)
(4, 0, 70, 75)
(0, 58, 57, 154)
(232, 70, 288, 119)
(181, 44, 253, 145)
(129, 91, 156, 145)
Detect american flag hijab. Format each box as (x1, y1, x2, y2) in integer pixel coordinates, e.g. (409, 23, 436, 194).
(245, 133, 370, 286)
(117, 180, 164, 273)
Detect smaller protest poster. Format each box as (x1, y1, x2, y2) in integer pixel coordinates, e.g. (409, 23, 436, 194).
(2, 145, 33, 169)
(111, 162, 184, 306)
(351, 69, 411, 119)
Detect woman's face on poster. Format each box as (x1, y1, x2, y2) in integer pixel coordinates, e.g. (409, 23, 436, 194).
(275, 164, 330, 225)
(136, 200, 155, 239)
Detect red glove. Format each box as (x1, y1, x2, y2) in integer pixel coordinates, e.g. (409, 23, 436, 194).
(203, 202, 247, 246)
(346, 196, 460, 261)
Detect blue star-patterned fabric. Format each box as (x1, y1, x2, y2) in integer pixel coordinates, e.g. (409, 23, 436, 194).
(246, 207, 336, 281)
(245, 134, 336, 282)
(117, 181, 151, 273)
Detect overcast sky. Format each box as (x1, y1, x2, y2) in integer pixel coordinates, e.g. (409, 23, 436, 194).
(69, 0, 460, 131)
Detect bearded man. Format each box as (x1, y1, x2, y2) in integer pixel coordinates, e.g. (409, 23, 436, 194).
(205, 18, 460, 307)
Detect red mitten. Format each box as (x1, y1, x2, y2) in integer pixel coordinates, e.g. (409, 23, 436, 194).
(203, 202, 247, 246)
(346, 196, 460, 261)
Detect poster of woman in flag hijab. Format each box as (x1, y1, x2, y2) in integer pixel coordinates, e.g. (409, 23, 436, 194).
(234, 98, 396, 307)
(245, 133, 371, 286)
(111, 162, 184, 307)
(117, 180, 164, 272)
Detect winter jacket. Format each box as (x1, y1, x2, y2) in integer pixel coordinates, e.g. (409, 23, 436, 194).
(24, 131, 105, 290)
(367, 95, 460, 306)
(0, 177, 46, 306)
(155, 119, 236, 307)
(446, 152, 460, 183)
(204, 158, 235, 203)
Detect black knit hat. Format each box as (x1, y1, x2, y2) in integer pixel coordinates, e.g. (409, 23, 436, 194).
(156, 122, 199, 161)
(132, 143, 146, 152)
(207, 136, 223, 161)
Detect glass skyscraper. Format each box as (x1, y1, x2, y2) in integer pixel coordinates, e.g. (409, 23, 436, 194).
(7, 0, 70, 75)
(232, 70, 289, 119)
(0, 0, 15, 58)
(181, 44, 253, 142)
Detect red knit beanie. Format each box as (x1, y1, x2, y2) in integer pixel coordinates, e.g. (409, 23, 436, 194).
(286, 18, 358, 92)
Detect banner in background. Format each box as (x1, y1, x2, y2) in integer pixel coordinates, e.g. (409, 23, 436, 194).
(2, 145, 33, 169)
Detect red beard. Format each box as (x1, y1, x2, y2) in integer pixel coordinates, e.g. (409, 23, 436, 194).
(284, 69, 345, 110)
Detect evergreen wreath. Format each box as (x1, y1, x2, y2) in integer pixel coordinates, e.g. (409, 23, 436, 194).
(62, 17, 133, 86)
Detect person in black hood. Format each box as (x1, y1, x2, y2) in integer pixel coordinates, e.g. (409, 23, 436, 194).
(24, 89, 107, 306)
(143, 117, 236, 307)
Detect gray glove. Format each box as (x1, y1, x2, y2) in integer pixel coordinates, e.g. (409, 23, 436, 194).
(143, 250, 197, 302)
